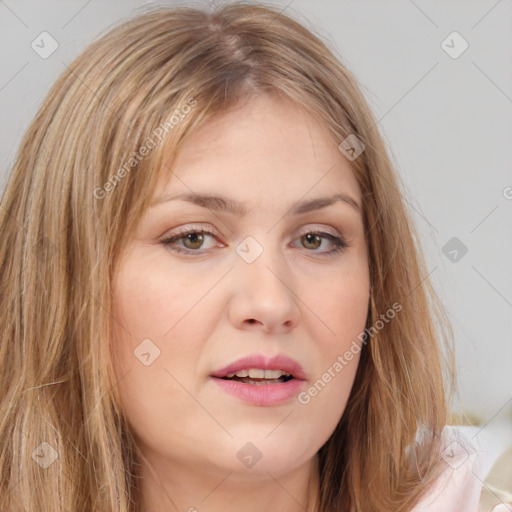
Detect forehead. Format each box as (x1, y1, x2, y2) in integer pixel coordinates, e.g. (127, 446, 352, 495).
(153, 94, 362, 208)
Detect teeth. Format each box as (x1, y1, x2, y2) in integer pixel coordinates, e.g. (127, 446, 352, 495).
(225, 368, 292, 379)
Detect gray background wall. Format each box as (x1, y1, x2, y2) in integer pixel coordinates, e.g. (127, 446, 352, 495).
(1, 0, 511, 427)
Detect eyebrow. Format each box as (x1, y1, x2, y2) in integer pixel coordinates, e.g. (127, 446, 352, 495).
(149, 192, 361, 216)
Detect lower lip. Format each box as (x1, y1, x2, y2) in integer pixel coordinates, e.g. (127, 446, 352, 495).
(210, 377, 305, 406)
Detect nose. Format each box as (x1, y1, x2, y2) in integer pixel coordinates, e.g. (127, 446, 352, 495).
(227, 244, 301, 335)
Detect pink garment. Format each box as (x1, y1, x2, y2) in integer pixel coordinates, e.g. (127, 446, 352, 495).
(410, 426, 490, 512)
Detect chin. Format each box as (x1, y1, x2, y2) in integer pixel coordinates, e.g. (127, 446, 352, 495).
(219, 433, 317, 477)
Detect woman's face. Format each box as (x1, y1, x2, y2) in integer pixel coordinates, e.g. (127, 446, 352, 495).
(111, 93, 369, 482)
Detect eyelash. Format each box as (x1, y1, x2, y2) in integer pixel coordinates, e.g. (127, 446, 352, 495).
(160, 225, 349, 256)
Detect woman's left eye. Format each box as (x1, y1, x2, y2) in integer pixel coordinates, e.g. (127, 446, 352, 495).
(293, 231, 348, 255)
(160, 227, 348, 256)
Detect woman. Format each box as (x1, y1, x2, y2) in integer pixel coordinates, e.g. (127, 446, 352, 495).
(0, 3, 501, 511)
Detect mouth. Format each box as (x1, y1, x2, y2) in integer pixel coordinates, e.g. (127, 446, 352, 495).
(209, 354, 306, 406)
(210, 353, 306, 383)
(220, 368, 296, 385)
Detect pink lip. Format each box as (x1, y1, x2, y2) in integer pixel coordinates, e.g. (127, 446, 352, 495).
(210, 354, 307, 407)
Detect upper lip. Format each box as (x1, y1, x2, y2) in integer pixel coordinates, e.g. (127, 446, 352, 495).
(210, 354, 307, 380)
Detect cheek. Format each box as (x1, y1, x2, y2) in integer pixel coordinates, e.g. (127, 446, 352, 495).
(299, 261, 369, 415)
(112, 259, 185, 338)
(297, 288, 367, 446)
(111, 250, 220, 360)
(109, 257, 179, 417)
(308, 259, 370, 347)
(109, 252, 220, 430)
(109, 272, 203, 457)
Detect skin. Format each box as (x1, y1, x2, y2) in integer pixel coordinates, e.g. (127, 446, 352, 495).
(111, 93, 370, 512)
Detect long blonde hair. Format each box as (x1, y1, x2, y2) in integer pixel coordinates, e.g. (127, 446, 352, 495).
(0, 3, 454, 511)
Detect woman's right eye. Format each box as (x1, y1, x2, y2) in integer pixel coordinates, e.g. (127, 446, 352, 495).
(160, 227, 220, 254)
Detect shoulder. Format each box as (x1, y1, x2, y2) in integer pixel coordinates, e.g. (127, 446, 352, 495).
(410, 424, 512, 512)
(478, 441, 512, 512)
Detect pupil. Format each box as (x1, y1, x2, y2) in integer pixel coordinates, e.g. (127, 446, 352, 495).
(304, 233, 320, 249)
(185, 233, 203, 248)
